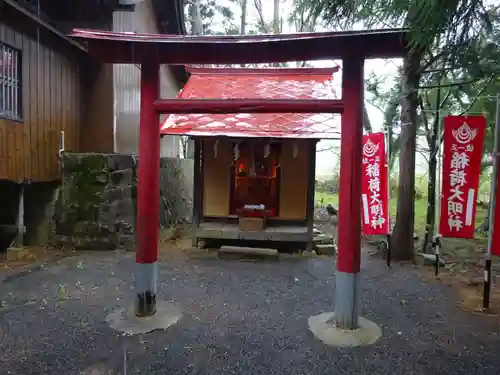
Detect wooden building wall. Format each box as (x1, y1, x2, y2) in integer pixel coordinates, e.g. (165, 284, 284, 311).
(201, 138, 309, 220)
(202, 138, 232, 216)
(0, 21, 82, 183)
(279, 140, 309, 219)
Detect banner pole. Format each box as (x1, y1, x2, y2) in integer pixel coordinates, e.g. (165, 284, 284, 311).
(483, 94, 500, 310)
(386, 125, 392, 267)
(434, 111, 444, 276)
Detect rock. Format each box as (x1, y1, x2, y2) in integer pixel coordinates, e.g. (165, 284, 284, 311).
(465, 276, 484, 286)
(160, 227, 181, 242)
(109, 168, 134, 185)
(414, 252, 446, 266)
(313, 233, 335, 245)
(6, 247, 36, 262)
(316, 244, 337, 256)
(328, 215, 339, 225)
(326, 204, 337, 216)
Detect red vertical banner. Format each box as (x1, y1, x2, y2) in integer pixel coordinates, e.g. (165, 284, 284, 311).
(439, 115, 486, 239)
(491, 156, 500, 255)
(361, 132, 389, 236)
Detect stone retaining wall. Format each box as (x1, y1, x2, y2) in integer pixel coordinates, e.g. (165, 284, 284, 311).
(51, 153, 193, 251)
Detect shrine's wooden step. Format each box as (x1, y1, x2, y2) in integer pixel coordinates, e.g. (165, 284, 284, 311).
(218, 245, 279, 260)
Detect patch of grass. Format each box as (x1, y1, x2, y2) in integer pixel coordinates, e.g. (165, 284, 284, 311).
(315, 191, 339, 207)
(315, 190, 488, 258)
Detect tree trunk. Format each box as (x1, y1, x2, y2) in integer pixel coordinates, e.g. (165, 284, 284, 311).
(390, 52, 422, 260)
(387, 124, 393, 198)
(187, 0, 202, 155)
(190, 0, 203, 35)
(272, 0, 280, 67)
(240, 0, 247, 67)
(240, 0, 247, 35)
(363, 106, 372, 132)
(273, 0, 280, 33)
(422, 86, 441, 253)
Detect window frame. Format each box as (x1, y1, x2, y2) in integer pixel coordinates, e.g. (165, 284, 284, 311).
(0, 41, 23, 122)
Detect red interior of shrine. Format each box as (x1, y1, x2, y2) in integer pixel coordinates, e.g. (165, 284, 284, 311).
(232, 141, 281, 217)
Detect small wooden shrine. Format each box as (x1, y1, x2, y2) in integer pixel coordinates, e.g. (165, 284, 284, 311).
(161, 66, 341, 249)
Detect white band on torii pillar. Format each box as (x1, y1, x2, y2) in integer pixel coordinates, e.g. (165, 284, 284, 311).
(334, 271, 360, 329)
(135, 262, 158, 317)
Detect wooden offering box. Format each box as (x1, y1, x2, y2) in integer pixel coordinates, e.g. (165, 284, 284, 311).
(237, 207, 268, 231)
(238, 217, 266, 231)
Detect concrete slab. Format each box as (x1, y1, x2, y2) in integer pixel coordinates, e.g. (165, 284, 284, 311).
(219, 246, 279, 258)
(106, 300, 183, 335)
(308, 312, 382, 347)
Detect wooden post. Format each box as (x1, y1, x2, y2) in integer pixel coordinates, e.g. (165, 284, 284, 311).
(135, 62, 160, 317)
(334, 55, 364, 330)
(192, 138, 202, 246)
(15, 182, 25, 248)
(306, 140, 317, 251)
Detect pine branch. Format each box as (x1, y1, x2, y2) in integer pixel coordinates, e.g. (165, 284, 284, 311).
(418, 78, 478, 89)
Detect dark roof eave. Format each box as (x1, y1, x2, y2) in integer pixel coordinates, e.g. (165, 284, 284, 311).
(3, 0, 88, 53)
(152, 0, 187, 87)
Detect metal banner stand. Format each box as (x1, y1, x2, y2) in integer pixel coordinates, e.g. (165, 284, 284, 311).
(433, 236, 442, 277)
(386, 127, 392, 268)
(483, 94, 500, 309)
(434, 113, 444, 277)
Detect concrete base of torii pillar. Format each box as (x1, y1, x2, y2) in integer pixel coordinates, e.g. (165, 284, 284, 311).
(308, 273, 382, 347)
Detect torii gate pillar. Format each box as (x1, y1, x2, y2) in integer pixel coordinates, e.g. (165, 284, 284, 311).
(309, 55, 381, 347)
(136, 63, 160, 317)
(334, 55, 364, 329)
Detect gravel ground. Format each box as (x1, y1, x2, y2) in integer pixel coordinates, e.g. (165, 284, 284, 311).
(1, 248, 500, 375)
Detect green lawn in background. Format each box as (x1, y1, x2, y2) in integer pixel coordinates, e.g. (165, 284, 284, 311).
(315, 190, 488, 256)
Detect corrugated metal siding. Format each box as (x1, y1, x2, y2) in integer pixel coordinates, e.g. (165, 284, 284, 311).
(113, 0, 181, 157)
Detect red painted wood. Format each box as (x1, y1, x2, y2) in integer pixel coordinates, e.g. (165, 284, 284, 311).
(72, 29, 408, 64)
(70, 28, 406, 42)
(154, 99, 344, 114)
(184, 66, 341, 75)
(336, 56, 364, 274)
(361, 133, 390, 236)
(161, 70, 342, 139)
(136, 63, 160, 264)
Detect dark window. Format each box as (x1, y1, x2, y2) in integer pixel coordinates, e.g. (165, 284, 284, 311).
(0, 42, 22, 120)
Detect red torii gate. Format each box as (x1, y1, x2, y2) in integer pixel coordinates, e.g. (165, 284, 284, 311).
(70, 28, 408, 331)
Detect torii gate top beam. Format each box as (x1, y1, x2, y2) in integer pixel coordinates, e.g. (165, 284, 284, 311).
(69, 28, 409, 65)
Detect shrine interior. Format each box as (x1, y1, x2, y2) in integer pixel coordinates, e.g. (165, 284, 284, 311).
(232, 140, 280, 217)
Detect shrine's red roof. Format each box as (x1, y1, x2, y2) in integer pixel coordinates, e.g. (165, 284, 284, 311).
(160, 67, 342, 139)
